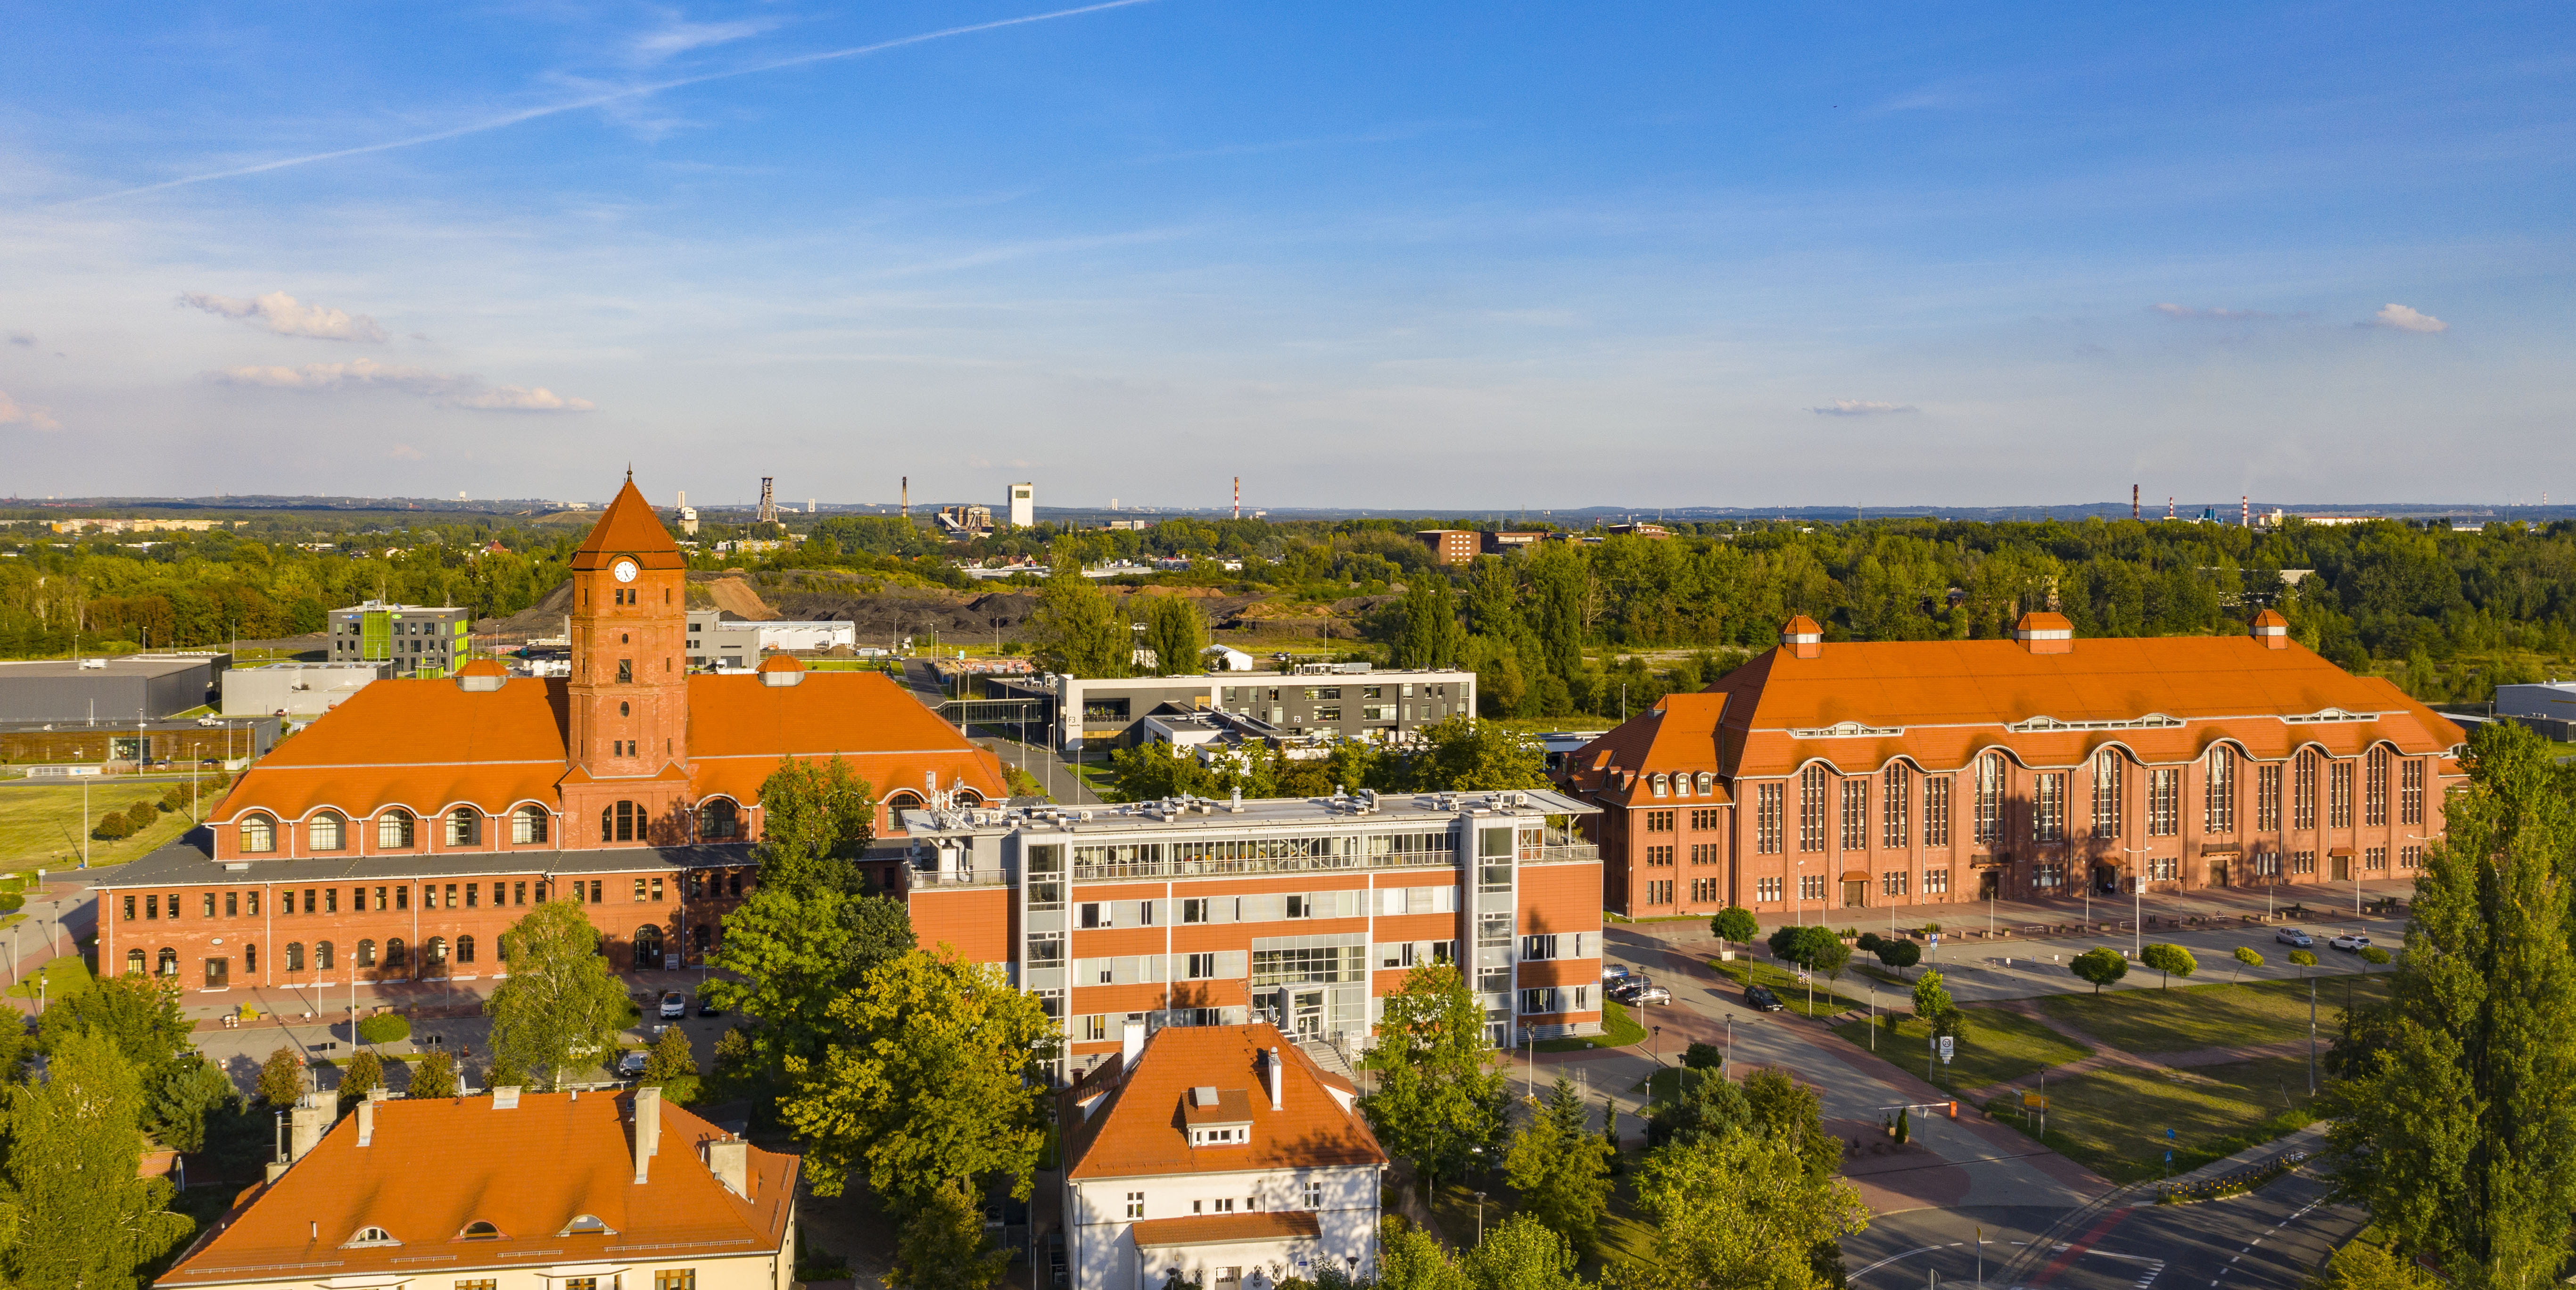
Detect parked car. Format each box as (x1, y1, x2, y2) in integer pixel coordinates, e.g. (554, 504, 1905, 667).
(1602, 963, 1632, 985)
(1745, 984, 1786, 1013)
(618, 1050, 649, 1078)
(1626, 982, 1672, 1006)
(2330, 933, 2371, 952)
(1609, 975, 1662, 1004)
(697, 996, 724, 1017)
(2275, 929, 2314, 948)
(660, 991, 686, 1019)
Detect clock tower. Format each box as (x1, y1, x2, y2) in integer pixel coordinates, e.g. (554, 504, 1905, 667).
(561, 475, 693, 844)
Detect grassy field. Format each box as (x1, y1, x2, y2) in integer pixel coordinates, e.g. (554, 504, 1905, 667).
(2000, 1055, 2321, 1183)
(1707, 956, 1870, 1019)
(0, 782, 207, 874)
(1536, 998, 1648, 1053)
(2037, 974, 2390, 1054)
(5, 952, 92, 1000)
(1831, 1005, 2094, 1094)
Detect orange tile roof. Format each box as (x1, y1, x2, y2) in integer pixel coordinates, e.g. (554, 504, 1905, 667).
(1563, 632, 2467, 798)
(160, 1091, 795, 1287)
(1131, 1210, 1322, 1249)
(214, 671, 1006, 824)
(1064, 1024, 1385, 1181)
(572, 478, 686, 572)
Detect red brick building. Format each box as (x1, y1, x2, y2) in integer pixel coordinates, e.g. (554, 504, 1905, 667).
(92, 477, 1007, 994)
(1563, 611, 2466, 920)
(1413, 530, 1480, 567)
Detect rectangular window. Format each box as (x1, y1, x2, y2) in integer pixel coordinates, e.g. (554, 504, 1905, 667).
(1975, 757, 2004, 844)
(2330, 761, 2353, 829)
(2365, 846, 2386, 872)
(1799, 874, 1826, 901)
(2292, 851, 2317, 875)
(1840, 778, 1866, 851)
(2147, 769, 2180, 837)
(1646, 879, 1673, 905)
(1924, 777, 1952, 848)
(1644, 810, 1675, 833)
(2033, 773, 2064, 843)
(590, 880, 603, 903)
(2401, 760, 2425, 825)
(2295, 753, 2318, 830)
(1798, 768, 1828, 852)
(165, 891, 178, 918)
(1644, 845, 1674, 867)
(1185, 952, 1218, 979)
(634, 878, 648, 902)
(1691, 877, 1721, 902)
(1882, 870, 1908, 896)
(515, 881, 528, 905)
(1521, 934, 1559, 960)
(1755, 784, 1783, 854)
(324, 888, 338, 914)
(458, 1282, 499, 1290)
(1689, 842, 1719, 865)
(225, 891, 238, 917)
(462, 883, 476, 908)
(1882, 767, 1910, 850)
(654, 1274, 696, 1290)
(1922, 868, 1949, 895)
(1127, 1192, 1146, 1219)
(394, 885, 407, 911)
(2365, 748, 2390, 827)
(203, 893, 215, 917)
(2149, 856, 2179, 882)
(1315, 706, 1341, 721)
(1755, 876, 1783, 902)
(2090, 754, 2124, 840)
(2259, 763, 2283, 831)
(2206, 750, 2237, 834)
(2400, 844, 2423, 870)
(1690, 807, 1723, 831)
(1306, 1182, 1323, 1210)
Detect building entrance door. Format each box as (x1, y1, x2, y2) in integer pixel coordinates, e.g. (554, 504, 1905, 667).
(2207, 861, 2231, 888)
(2332, 853, 2352, 881)
(1842, 880, 1868, 909)
(204, 957, 228, 989)
(1978, 868, 2001, 900)
(1291, 989, 1326, 1040)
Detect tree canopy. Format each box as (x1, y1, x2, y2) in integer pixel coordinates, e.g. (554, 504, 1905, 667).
(1361, 963, 1509, 1194)
(484, 901, 630, 1089)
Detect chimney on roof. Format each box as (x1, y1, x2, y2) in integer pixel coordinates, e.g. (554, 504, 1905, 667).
(1121, 1018, 1148, 1077)
(2012, 612, 2074, 655)
(706, 1136, 750, 1199)
(633, 1085, 661, 1184)
(2251, 609, 2290, 650)
(288, 1092, 330, 1162)
(355, 1099, 376, 1147)
(1266, 1046, 1283, 1112)
(1779, 616, 1823, 661)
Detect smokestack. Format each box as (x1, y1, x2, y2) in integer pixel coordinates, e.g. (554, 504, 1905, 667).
(1233, 476, 1240, 521)
(2167, 496, 2174, 520)
(633, 1085, 661, 1183)
(1266, 1046, 1283, 1111)
(2243, 495, 2250, 529)
(2132, 484, 2139, 521)
(901, 476, 909, 518)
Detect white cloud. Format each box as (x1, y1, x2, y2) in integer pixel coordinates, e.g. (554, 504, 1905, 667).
(630, 14, 781, 64)
(0, 388, 62, 431)
(1809, 399, 1916, 416)
(2369, 303, 2447, 333)
(2151, 303, 2274, 320)
(179, 290, 387, 342)
(207, 359, 593, 412)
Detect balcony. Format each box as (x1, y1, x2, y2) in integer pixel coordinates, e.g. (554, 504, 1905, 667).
(1533, 843, 1599, 864)
(909, 867, 1011, 888)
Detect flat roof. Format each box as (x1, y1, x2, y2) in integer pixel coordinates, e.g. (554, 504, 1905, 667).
(903, 786, 1594, 839)
(0, 656, 216, 679)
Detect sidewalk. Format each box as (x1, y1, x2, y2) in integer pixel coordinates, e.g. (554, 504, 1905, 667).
(2130, 1121, 2331, 1204)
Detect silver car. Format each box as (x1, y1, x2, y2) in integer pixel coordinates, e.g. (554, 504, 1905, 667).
(2275, 928, 2313, 948)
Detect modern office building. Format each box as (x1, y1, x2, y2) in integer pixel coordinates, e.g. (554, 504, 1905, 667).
(1562, 611, 2468, 919)
(328, 602, 472, 678)
(0, 654, 226, 722)
(990, 667, 1478, 755)
(222, 662, 392, 718)
(1060, 1024, 1384, 1289)
(685, 610, 760, 670)
(157, 1086, 798, 1290)
(903, 785, 1604, 1083)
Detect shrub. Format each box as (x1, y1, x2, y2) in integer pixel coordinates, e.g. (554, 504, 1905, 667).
(258, 1045, 305, 1105)
(340, 1050, 385, 1106)
(2071, 947, 2129, 993)
(157, 786, 184, 812)
(2139, 943, 2198, 987)
(356, 1013, 411, 1045)
(1682, 1041, 1725, 1070)
(123, 801, 157, 832)
(410, 1050, 461, 1100)
(0, 893, 21, 914)
(1877, 939, 1922, 972)
(1856, 931, 1884, 953)
(92, 813, 133, 841)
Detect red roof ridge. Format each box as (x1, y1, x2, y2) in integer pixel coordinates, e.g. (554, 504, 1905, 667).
(571, 478, 684, 571)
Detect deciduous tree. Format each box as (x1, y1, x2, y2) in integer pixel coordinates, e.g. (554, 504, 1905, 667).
(1138, 593, 1209, 677)
(2233, 946, 2264, 981)
(1028, 559, 1129, 678)
(2139, 943, 2197, 988)
(2071, 948, 2129, 994)
(485, 901, 629, 1090)
(643, 1025, 701, 1103)
(339, 1049, 385, 1107)
(1610, 1128, 1867, 1290)
(409, 1050, 460, 1100)
(1710, 907, 1758, 950)
(1361, 963, 1509, 1196)
(1503, 1077, 1613, 1257)
(887, 1177, 1010, 1290)
(0, 1031, 191, 1290)
(1400, 715, 1549, 792)
(1463, 1213, 1591, 1290)
(1391, 576, 1469, 671)
(256, 1044, 305, 1106)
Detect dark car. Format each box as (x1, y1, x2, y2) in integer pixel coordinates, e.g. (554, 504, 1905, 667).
(1607, 975, 1651, 1003)
(696, 996, 724, 1017)
(1745, 984, 1786, 1013)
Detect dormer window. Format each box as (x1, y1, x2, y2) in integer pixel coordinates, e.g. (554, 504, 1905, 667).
(344, 1226, 399, 1248)
(1650, 774, 1668, 796)
(459, 1222, 501, 1240)
(561, 1215, 613, 1236)
(1189, 1125, 1250, 1147)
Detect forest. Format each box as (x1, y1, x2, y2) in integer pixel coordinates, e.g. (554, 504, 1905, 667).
(4, 507, 2566, 722)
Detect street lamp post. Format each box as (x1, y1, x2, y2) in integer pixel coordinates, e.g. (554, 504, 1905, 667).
(2120, 845, 2152, 956)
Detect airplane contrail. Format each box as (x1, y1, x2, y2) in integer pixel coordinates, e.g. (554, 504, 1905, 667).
(61, 0, 1159, 207)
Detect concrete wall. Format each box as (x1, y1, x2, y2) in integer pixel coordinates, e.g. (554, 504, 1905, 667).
(223, 663, 390, 717)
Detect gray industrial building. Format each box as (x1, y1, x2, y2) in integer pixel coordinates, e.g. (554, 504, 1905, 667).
(221, 662, 394, 718)
(0, 655, 227, 723)
(685, 610, 760, 670)
(987, 664, 1479, 753)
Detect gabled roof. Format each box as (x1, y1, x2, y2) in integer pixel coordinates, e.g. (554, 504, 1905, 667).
(571, 478, 685, 572)
(159, 1091, 795, 1287)
(1063, 1024, 1385, 1181)
(1561, 692, 1732, 807)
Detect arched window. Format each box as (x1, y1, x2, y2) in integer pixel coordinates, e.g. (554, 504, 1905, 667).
(446, 809, 480, 847)
(1650, 773, 1669, 797)
(562, 1215, 611, 1236)
(633, 925, 663, 968)
(286, 942, 304, 972)
(700, 799, 738, 839)
(357, 939, 377, 968)
(602, 800, 643, 843)
(377, 809, 415, 849)
(424, 936, 448, 968)
(2092, 749, 2126, 840)
(954, 787, 985, 806)
(347, 1226, 396, 1247)
(239, 813, 277, 853)
(385, 938, 407, 971)
(512, 805, 549, 845)
(125, 948, 145, 974)
(461, 1222, 501, 1240)
(1697, 772, 1715, 795)
(316, 940, 335, 970)
(308, 811, 346, 852)
(157, 947, 178, 976)
(456, 934, 475, 965)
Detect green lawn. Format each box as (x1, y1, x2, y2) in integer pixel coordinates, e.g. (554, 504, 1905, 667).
(2037, 974, 2390, 1055)
(1707, 956, 1869, 1019)
(1830, 1005, 2093, 1094)
(0, 782, 207, 874)
(1536, 998, 1647, 1053)
(5, 953, 92, 1001)
(2000, 1055, 2321, 1183)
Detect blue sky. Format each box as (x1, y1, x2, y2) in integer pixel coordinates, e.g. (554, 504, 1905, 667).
(0, 1, 2568, 509)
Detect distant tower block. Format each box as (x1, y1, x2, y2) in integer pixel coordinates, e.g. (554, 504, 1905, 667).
(901, 476, 909, 518)
(677, 489, 698, 537)
(808, 498, 816, 514)
(1007, 482, 1033, 529)
(758, 477, 777, 525)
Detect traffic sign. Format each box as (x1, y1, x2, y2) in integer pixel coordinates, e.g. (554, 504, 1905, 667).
(2022, 1091, 2049, 1110)
(1939, 1035, 1954, 1064)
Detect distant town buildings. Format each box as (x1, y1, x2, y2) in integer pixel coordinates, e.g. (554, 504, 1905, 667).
(48, 517, 247, 535)
(1413, 530, 1479, 567)
(1008, 481, 1035, 528)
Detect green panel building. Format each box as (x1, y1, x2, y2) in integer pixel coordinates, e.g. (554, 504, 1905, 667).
(327, 600, 472, 678)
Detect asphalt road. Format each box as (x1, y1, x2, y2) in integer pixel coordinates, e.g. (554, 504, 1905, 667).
(1849, 1171, 2361, 1290)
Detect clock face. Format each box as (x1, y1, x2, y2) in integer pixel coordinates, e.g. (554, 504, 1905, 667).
(613, 559, 638, 583)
